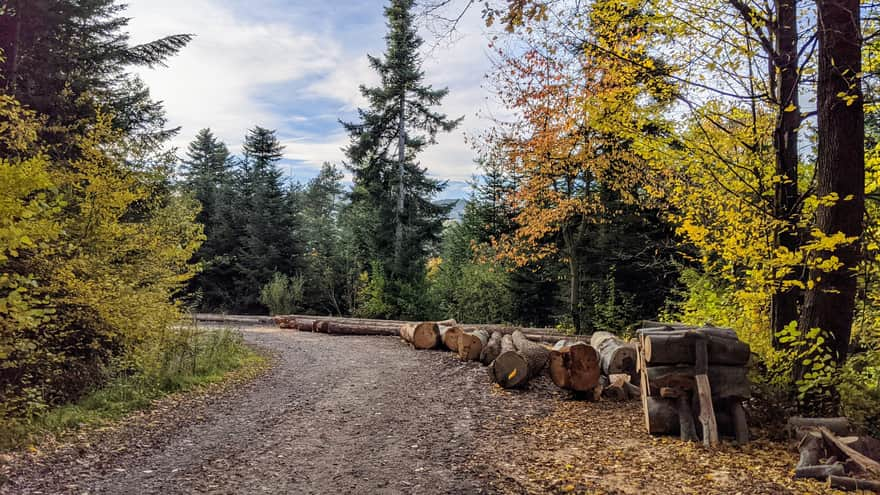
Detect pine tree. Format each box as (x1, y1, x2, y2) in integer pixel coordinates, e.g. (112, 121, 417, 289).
(179, 129, 238, 310)
(301, 163, 346, 314)
(0, 0, 191, 148)
(181, 129, 232, 229)
(342, 0, 462, 281)
(233, 127, 304, 313)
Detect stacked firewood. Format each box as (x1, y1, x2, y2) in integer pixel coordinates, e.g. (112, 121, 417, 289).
(789, 417, 880, 491)
(636, 321, 751, 446)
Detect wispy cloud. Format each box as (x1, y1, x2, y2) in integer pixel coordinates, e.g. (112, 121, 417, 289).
(126, 0, 500, 191)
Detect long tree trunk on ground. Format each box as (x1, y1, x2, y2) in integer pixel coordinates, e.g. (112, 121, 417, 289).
(796, 0, 864, 411)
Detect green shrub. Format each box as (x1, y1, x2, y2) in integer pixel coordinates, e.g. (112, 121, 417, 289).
(839, 350, 880, 437)
(0, 326, 262, 450)
(355, 261, 394, 318)
(259, 272, 304, 315)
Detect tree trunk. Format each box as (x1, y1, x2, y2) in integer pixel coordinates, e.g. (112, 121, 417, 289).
(548, 341, 600, 392)
(643, 332, 750, 366)
(786, 416, 852, 437)
(590, 331, 637, 378)
(511, 330, 550, 377)
(5, 0, 22, 95)
(829, 475, 880, 492)
(480, 331, 503, 365)
(458, 330, 489, 361)
(297, 318, 317, 332)
(795, 0, 864, 408)
(644, 365, 750, 399)
(645, 397, 681, 435)
(399, 322, 439, 349)
(325, 322, 400, 336)
(439, 324, 464, 352)
(770, 0, 803, 345)
(395, 93, 406, 269)
(563, 229, 581, 333)
(489, 334, 529, 388)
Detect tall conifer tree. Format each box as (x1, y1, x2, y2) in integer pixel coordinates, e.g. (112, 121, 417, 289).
(233, 127, 304, 312)
(342, 0, 462, 281)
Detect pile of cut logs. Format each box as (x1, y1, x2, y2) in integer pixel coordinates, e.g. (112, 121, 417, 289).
(788, 417, 880, 491)
(636, 321, 751, 447)
(269, 314, 642, 397)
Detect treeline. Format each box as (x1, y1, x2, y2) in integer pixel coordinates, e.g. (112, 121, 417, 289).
(180, 0, 683, 331)
(462, 0, 879, 420)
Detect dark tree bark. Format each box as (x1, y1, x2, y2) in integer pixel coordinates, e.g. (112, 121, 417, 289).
(796, 0, 864, 409)
(770, 0, 803, 344)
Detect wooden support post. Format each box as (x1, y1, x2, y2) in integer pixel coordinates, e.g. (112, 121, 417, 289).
(730, 401, 749, 444)
(694, 335, 718, 447)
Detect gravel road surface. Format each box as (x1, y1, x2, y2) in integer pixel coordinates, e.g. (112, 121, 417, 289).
(1, 326, 554, 494)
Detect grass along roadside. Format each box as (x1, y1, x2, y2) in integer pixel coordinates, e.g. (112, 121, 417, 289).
(0, 326, 267, 452)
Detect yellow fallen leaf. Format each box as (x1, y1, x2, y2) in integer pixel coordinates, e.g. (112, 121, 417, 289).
(508, 368, 517, 380)
(562, 484, 575, 492)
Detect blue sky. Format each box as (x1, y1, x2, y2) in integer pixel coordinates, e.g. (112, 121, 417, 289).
(126, 0, 499, 199)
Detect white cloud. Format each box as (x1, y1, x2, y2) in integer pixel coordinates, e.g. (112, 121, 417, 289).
(125, 0, 503, 186)
(127, 0, 338, 151)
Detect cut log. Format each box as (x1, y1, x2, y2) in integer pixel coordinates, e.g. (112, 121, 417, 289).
(600, 374, 631, 401)
(548, 342, 600, 392)
(314, 320, 329, 333)
(489, 334, 529, 388)
(623, 381, 640, 399)
(786, 417, 852, 438)
(511, 330, 550, 378)
(840, 436, 880, 463)
(636, 326, 739, 341)
(829, 475, 880, 492)
(644, 332, 750, 366)
(325, 322, 400, 336)
(639, 320, 694, 330)
(793, 463, 845, 480)
(296, 318, 316, 332)
(275, 316, 298, 329)
(819, 426, 880, 477)
(439, 325, 464, 352)
(730, 401, 749, 444)
(399, 322, 440, 350)
(480, 331, 503, 365)
(644, 365, 750, 399)
(645, 397, 681, 435)
(590, 331, 637, 378)
(598, 375, 627, 401)
(458, 330, 489, 361)
(797, 430, 825, 469)
(196, 313, 275, 325)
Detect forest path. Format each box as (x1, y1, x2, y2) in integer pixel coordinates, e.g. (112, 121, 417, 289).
(1, 326, 553, 494)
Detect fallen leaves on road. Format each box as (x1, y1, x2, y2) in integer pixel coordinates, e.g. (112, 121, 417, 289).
(472, 397, 848, 494)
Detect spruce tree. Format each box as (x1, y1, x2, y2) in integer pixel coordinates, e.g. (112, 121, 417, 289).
(0, 0, 191, 148)
(301, 163, 346, 314)
(233, 127, 304, 313)
(179, 129, 238, 310)
(342, 0, 462, 281)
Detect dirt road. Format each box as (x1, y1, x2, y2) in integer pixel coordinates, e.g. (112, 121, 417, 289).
(1, 326, 553, 494)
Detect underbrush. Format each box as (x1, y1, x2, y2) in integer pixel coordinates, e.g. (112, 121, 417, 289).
(0, 326, 264, 451)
